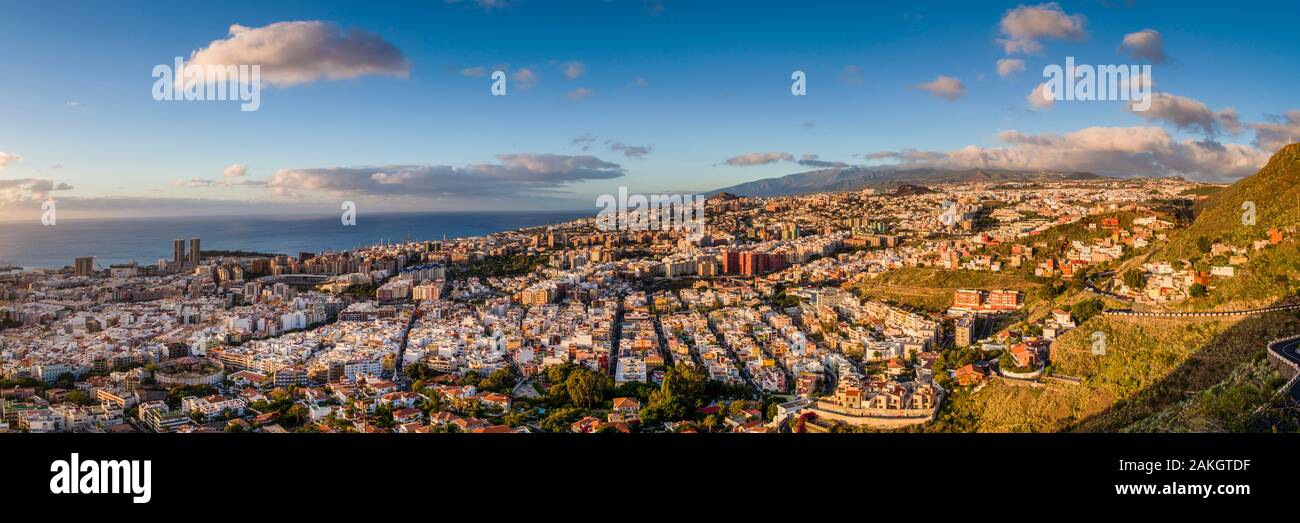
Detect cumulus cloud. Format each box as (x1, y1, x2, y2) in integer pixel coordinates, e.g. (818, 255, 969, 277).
(1250, 110, 1300, 152)
(512, 67, 538, 90)
(571, 133, 597, 150)
(998, 2, 1087, 54)
(567, 87, 594, 101)
(609, 142, 652, 159)
(446, 0, 511, 10)
(841, 65, 865, 85)
(173, 164, 266, 189)
(0, 178, 71, 204)
(184, 21, 409, 87)
(1129, 92, 1241, 136)
(860, 150, 947, 163)
(1027, 82, 1054, 110)
(723, 152, 794, 167)
(172, 178, 218, 188)
(869, 126, 1268, 181)
(562, 61, 585, 80)
(997, 58, 1026, 78)
(1120, 28, 1168, 63)
(264, 154, 625, 199)
(798, 154, 849, 168)
(916, 75, 966, 101)
(0, 152, 21, 171)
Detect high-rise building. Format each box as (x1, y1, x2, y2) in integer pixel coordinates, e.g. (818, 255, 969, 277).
(188, 238, 201, 264)
(955, 316, 976, 347)
(74, 257, 95, 277)
(173, 239, 186, 264)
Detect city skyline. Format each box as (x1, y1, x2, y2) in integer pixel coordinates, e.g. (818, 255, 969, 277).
(2, 0, 1299, 221)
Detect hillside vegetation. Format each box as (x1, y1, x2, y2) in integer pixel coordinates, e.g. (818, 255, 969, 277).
(853, 268, 1044, 312)
(1160, 143, 1300, 262)
(935, 310, 1300, 432)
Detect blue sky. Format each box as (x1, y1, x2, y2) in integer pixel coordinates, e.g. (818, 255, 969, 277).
(0, 0, 1297, 219)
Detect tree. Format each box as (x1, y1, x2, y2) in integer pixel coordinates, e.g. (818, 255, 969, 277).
(502, 410, 526, 428)
(479, 367, 517, 393)
(565, 368, 604, 408)
(225, 422, 245, 433)
(286, 404, 309, 426)
(1072, 298, 1105, 325)
(1189, 283, 1208, 297)
(1122, 269, 1147, 290)
(540, 407, 580, 433)
(1196, 236, 1213, 254)
(65, 390, 94, 406)
(641, 364, 707, 423)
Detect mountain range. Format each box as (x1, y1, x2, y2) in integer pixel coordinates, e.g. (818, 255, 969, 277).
(708, 166, 1105, 197)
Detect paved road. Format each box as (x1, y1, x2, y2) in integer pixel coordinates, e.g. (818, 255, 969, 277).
(392, 307, 419, 383)
(1272, 338, 1300, 367)
(1264, 336, 1300, 403)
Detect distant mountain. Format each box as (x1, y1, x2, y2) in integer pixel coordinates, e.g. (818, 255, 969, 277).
(708, 166, 1104, 198)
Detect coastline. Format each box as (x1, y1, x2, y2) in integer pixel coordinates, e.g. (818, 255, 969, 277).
(0, 209, 593, 271)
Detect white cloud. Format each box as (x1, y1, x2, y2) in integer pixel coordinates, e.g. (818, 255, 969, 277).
(562, 61, 585, 80)
(571, 133, 597, 150)
(172, 178, 218, 188)
(222, 164, 248, 178)
(1027, 82, 1054, 110)
(184, 21, 409, 87)
(265, 154, 625, 199)
(723, 152, 794, 167)
(916, 75, 966, 101)
(841, 65, 865, 85)
(459, 66, 487, 77)
(1129, 92, 1241, 136)
(512, 67, 538, 90)
(1250, 110, 1300, 152)
(798, 154, 849, 168)
(567, 87, 594, 101)
(1121, 28, 1168, 63)
(609, 142, 652, 159)
(0, 178, 71, 204)
(446, 0, 511, 10)
(0, 152, 21, 171)
(998, 2, 1087, 54)
(997, 58, 1026, 78)
(870, 126, 1268, 181)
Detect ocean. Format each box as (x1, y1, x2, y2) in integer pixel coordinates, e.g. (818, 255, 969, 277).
(0, 211, 592, 270)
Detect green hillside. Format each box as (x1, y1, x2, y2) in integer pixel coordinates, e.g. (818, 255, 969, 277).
(1160, 143, 1300, 262)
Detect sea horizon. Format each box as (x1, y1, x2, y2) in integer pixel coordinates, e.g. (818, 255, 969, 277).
(0, 209, 593, 270)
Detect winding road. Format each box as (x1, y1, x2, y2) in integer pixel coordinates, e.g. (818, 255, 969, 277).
(1265, 335, 1300, 400)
